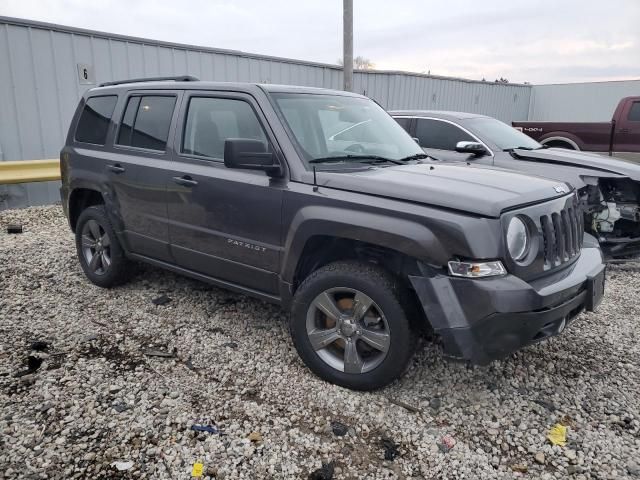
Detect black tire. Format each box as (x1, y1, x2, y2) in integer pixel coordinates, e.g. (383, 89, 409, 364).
(75, 205, 130, 288)
(290, 261, 417, 391)
(544, 140, 576, 150)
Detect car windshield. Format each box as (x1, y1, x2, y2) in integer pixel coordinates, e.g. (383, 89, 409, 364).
(271, 93, 424, 165)
(466, 117, 543, 151)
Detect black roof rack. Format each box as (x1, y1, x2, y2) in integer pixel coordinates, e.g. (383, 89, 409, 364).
(98, 75, 199, 87)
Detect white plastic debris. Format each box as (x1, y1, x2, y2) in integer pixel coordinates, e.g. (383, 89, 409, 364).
(111, 460, 134, 471)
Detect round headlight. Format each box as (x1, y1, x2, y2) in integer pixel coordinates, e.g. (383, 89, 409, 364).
(507, 217, 530, 261)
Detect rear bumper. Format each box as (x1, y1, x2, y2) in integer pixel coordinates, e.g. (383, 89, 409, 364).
(409, 245, 605, 365)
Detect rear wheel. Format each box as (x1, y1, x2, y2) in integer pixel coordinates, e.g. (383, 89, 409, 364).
(290, 261, 417, 390)
(75, 205, 131, 288)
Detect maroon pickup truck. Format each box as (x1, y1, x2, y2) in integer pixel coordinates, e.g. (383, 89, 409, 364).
(513, 97, 640, 162)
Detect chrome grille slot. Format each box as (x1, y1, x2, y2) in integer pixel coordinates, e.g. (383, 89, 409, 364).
(540, 215, 554, 265)
(540, 201, 582, 268)
(561, 209, 573, 257)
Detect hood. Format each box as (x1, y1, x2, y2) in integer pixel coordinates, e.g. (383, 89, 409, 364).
(316, 163, 571, 218)
(511, 147, 640, 187)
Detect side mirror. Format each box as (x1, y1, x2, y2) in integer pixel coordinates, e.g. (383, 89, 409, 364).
(455, 141, 487, 156)
(412, 137, 420, 144)
(224, 139, 282, 176)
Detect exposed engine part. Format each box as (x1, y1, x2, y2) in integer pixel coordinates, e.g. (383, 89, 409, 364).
(578, 180, 640, 257)
(618, 204, 640, 223)
(593, 202, 621, 233)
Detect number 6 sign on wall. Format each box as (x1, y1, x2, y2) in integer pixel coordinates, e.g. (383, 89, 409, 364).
(76, 63, 95, 85)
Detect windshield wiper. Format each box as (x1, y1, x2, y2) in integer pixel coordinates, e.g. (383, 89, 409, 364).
(308, 155, 404, 165)
(397, 153, 430, 162)
(504, 146, 546, 151)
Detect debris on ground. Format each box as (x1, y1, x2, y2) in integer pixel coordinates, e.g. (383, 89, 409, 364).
(221, 341, 238, 348)
(559, 414, 574, 427)
(429, 397, 442, 411)
(14, 356, 43, 377)
(534, 452, 545, 464)
(248, 431, 262, 443)
(190, 424, 222, 435)
(143, 348, 176, 358)
(381, 437, 400, 460)
(308, 461, 335, 480)
(151, 294, 172, 306)
(533, 398, 556, 412)
(111, 460, 134, 471)
(389, 397, 422, 413)
(547, 423, 568, 446)
(30, 341, 49, 351)
(184, 356, 198, 371)
(6, 224, 23, 234)
(191, 461, 204, 477)
(330, 420, 349, 436)
(511, 463, 528, 473)
(438, 435, 456, 453)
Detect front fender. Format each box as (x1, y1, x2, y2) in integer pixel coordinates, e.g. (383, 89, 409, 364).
(280, 205, 450, 284)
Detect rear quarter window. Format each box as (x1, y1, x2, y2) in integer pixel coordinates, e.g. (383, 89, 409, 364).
(75, 95, 118, 145)
(117, 95, 177, 151)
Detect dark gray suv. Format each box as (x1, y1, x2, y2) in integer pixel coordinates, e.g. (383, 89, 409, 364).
(60, 77, 606, 390)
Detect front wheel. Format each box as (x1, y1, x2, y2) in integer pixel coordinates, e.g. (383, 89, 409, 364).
(290, 261, 417, 390)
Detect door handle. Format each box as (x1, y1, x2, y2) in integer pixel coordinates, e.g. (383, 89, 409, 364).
(107, 164, 125, 174)
(173, 175, 198, 187)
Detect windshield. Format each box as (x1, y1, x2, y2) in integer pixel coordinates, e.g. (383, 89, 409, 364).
(271, 93, 424, 165)
(466, 117, 542, 150)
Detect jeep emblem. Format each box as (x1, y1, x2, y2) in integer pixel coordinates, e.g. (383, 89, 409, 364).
(554, 185, 568, 194)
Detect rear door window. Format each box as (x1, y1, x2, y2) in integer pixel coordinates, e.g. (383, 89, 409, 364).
(75, 95, 118, 145)
(117, 95, 177, 151)
(415, 118, 473, 150)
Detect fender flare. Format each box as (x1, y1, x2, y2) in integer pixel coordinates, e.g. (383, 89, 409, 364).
(280, 205, 449, 284)
(67, 179, 125, 239)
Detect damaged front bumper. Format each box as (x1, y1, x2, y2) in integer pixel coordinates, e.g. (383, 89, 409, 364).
(409, 244, 605, 365)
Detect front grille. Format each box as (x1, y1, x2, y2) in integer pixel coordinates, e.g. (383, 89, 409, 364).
(540, 204, 583, 267)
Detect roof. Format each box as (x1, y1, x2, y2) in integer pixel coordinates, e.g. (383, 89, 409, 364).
(388, 110, 489, 120)
(91, 79, 364, 98)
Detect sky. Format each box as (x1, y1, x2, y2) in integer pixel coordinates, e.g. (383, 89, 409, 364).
(2, 0, 639, 84)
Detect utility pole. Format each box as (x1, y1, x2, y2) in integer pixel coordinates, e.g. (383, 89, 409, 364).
(343, 0, 353, 92)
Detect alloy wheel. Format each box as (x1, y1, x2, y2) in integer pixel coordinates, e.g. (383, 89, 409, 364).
(81, 219, 112, 275)
(305, 287, 391, 374)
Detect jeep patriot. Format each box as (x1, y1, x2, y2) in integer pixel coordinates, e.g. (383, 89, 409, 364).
(60, 77, 606, 390)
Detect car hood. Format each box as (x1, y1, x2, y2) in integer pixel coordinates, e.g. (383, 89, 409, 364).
(316, 162, 570, 218)
(511, 148, 640, 186)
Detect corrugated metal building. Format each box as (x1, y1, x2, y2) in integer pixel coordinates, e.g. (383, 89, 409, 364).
(0, 15, 637, 208)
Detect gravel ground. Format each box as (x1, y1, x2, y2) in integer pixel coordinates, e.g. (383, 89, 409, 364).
(1, 205, 639, 480)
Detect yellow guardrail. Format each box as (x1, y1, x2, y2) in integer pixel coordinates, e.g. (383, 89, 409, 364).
(0, 159, 61, 184)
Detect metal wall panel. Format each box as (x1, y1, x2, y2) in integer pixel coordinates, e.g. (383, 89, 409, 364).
(353, 72, 531, 122)
(529, 80, 640, 121)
